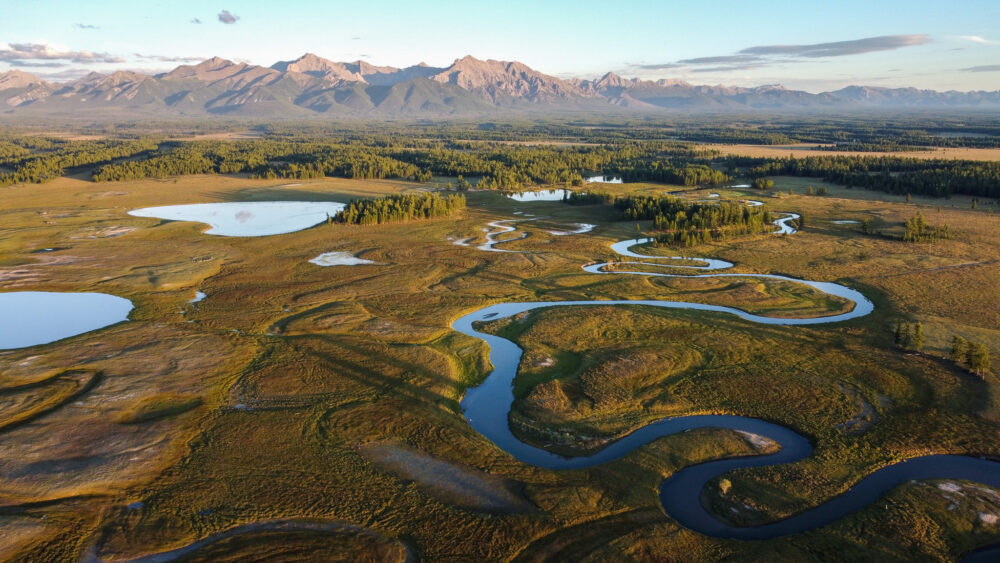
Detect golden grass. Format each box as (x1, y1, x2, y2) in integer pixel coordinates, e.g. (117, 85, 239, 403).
(1, 172, 998, 560)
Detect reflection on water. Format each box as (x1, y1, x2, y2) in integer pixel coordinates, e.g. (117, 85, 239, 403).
(504, 189, 571, 202)
(584, 175, 623, 184)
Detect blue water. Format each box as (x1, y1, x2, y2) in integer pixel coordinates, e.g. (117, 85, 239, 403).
(452, 237, 1000, 548)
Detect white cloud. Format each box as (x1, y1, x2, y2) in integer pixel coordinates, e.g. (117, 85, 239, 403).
(630, 34, 932, 76)
(133, 53, 204, 63)
(740, 35, 932, 58)
(0, 42, 124, 64)
(953, 35, 1000, 45)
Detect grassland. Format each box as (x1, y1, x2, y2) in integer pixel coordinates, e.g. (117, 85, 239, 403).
(0, 168, 998, 561)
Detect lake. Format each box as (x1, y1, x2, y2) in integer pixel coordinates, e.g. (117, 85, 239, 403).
(584, 175, 623, 184)
(504, 189, 571, 202)
(0, 291, 133, 349)
(129, 201, 346, 237)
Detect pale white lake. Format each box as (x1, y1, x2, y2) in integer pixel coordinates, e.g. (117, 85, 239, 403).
(0, 291, 133, 349)
(129, 201, 346, 237)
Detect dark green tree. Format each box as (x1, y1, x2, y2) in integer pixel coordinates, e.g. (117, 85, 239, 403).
(951, 335, 969, 364)
(968, 343, 991, 376)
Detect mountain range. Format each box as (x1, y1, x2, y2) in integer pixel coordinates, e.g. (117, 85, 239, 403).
(3, 53, 999, 118)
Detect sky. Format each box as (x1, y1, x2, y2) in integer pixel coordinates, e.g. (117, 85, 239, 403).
(1, 0, 999, 92)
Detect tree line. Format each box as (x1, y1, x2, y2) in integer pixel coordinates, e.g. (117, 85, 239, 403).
(86, 138, 726, 190)
(335, 192, 465, 225)
(730, 154, 1000, 199)
(568, 194, 775, 247)
(564, 190, 615, 205)
(1, 138, 159, 186)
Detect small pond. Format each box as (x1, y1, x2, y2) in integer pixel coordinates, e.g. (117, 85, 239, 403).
(309, 252, 378, 266)
(584, 175, 623, 184)
(504, 190, 572, 202)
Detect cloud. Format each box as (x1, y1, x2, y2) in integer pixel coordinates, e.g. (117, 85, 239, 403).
(677, 55, 761, 65)
(954, 35, 1000, 45)
(218, 10, 239, 24)
(19, 67, 100, 82)
(961, 64, 1000, 72)
(0, 43, 125, 64)
(633, 56, 798, 73)
(190, 18, 202, 24)
(633, 62, 686, 71)
(6, 61, 68, 68)
(74, 24, 100, 30)
(690, 63, 768, 73)
(133, 53, 204, 63)
(628, 34, 930, 77)
(740, 34, 931, 58)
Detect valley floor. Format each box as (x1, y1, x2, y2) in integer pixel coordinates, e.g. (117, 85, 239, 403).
(1, 173, 998, 561)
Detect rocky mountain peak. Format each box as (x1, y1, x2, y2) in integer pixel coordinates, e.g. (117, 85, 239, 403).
(2, 53, 999, 116)
(198, 56, 235, 69)
(596, 72, 627, 86)
(272, 53, 365, 83)
(0, 70, 47, 89)
(160, 56, 247, 81)
(431, 56, 584, 102)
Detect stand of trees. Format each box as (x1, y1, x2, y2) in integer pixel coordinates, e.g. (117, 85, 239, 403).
(89, 138, 722, 189)
(893, 321, 924, 350)
(1, 138, 159, 186)
(1, 131, 734, 192)
(10, 123, 995, 198)
(728, 154, 1000, 199)
(672, 128, 796, 145)
(564, 190, 614, 205)
(609, 162, 730, 186)
(610, 195, 774, 247)
(335, 192, 465, 225)
(824, 141, 924, 152)
(951, 336, 991, 376)
(902, 213, 949, 242)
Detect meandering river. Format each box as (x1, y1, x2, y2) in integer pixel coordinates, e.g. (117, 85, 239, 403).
(452, 235, 1000, 543)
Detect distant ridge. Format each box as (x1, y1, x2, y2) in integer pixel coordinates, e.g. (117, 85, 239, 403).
(3, 53, 999, 118)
